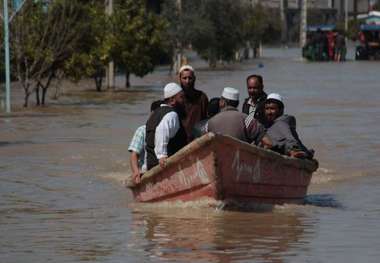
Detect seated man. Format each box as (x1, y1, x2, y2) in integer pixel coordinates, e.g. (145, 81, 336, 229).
(263, 93, 313, 159)
(145, 83, 187, 170)
(208, 87, 249, 142)
(128, 100, 162, 183)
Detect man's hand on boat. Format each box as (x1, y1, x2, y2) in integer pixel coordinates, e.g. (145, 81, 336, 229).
(133, 171, 142, 184)
(159, 157, 168, 168)
(289, 150, 307, 158)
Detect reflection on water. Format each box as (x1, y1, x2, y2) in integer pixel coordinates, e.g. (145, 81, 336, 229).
(129, 206, 312, 263)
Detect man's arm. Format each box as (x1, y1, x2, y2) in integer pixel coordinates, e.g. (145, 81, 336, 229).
(154, 112, 180, 167)
(128, 125, 146, 183)
(276, 120, 308, 157)
(129, 152, 141, 183)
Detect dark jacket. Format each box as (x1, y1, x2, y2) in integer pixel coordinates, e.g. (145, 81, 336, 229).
(208, 106, 248, 142)
(242, 92, 267, 123)
(266, 115, 313, 158)
(146, 106, 187, 170)
(182, 90, 209, 142)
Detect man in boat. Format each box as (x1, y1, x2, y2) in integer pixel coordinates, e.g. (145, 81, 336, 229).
(243, 74, 267, 126)
(263, 93, 313, 159)
(208, 87, 249, 142)
(178, 65, 209, 142)
(145, 83, 187, 170)
(242, 74, 268, 144)
(128, 100, 162, 183)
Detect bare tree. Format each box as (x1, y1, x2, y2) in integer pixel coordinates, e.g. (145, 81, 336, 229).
(11, 0, 88, 107)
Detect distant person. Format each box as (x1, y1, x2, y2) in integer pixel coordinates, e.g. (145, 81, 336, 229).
(178, 65, 209, 142)
(313, 28, 324, 61)
(243, 74, 267, 130)
(208, 87, 248, 142)
(145, 83, 187, 170)
(335, 32, 346, 62)
(128, 100, 162, 183)
(192, 97, 220, 138)
(263, 93, 313, 159)
(327, 30, 336, 60)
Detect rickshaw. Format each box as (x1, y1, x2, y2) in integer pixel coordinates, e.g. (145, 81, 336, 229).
(355, 24, 380, 60)
(302, 24, 337, 61)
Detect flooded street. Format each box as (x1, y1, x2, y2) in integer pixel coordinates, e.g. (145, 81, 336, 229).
(1, 48, 380, 262)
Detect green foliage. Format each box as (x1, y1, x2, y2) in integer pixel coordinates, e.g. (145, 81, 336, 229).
(243, 3, 281, 45)
(188, 0, 246, 66)
(348, 20, 359, 40)
(63, 1, 112, 89)
(111, 0, 169, 86)
(11, 0, 96, 106)
(161, 0, 281, 67)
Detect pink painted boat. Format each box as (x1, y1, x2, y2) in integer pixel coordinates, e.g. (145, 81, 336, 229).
(127, 133, 318, 205)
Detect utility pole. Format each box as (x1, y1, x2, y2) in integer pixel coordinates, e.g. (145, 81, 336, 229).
(300, 0, 308, 48)
(3, 0, 11, 112)
(105, 0, 114, 89)
(353, 0, 358, 22)
(175, 0, 182, 73)
(280, 0, 288, 46)
(345, 0, 348, 33)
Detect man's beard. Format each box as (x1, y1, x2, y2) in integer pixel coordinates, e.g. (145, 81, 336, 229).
(175, 104, 187, 119)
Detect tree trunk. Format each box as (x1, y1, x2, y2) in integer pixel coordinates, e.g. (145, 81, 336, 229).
(24, 91, 31, 108)
(41, 88, 48, 106)
(125, 70, 130, 88)
(41, 73, 54, 105)
(36, 86, 40, 106)
(93, 74, 102, 92)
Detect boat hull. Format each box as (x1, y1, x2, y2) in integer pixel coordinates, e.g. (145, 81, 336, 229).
(128, 133, 318, 205)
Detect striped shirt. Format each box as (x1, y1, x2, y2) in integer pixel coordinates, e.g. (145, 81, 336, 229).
(128, 125, 146, 171)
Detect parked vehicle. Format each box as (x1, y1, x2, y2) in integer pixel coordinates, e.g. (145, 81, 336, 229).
(302, 25, 344, 62)
(356, 24, 380, 60)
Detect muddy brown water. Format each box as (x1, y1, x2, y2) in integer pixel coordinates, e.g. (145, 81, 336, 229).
(1, 48, 380, 262)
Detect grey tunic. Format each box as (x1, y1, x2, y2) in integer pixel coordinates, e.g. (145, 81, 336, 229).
(266, 115, 313, 158)
(207, 106, 248, 142)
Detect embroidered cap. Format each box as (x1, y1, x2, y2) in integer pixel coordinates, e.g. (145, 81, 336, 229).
(222, 87, 239, 101)
(266, 93, 283, 103)
(164, 82, 182, 99)
(179, 65, 195, 74)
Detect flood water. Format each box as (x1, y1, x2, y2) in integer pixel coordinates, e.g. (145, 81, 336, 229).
(1, 48, 380, 262)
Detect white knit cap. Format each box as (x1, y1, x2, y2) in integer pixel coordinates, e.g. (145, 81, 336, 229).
(222, 87, 239, 101)
(179, 65, 194, 74)
(266, 93, 283, 103)
(164, 82, 182, 99)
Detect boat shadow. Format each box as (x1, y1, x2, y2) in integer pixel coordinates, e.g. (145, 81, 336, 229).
(303, 194, 343, 209)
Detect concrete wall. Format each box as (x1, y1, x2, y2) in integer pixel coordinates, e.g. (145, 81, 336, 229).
(250, 0, 372, 13)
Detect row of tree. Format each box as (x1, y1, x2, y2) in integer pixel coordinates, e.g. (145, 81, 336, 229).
(1, 0, 281, 107)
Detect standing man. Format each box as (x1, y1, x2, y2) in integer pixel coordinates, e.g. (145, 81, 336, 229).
(145, 83, 187, 170)
(208, 87, 248, 142)
(178, 65, 209, 142)
(242, 74, 267, 126)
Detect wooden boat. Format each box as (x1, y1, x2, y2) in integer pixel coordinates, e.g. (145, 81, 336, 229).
(126, 133, 318, 205)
